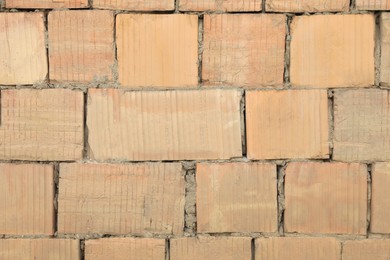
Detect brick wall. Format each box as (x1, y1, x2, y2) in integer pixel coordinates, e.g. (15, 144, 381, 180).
(0, 1, 389, 259)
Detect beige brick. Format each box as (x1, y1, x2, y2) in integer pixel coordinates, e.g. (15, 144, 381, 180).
(170, 237, 251, 260)
(343, 240, 390, 260)
(203, 14, 285, 87)
(58, 163, 185, 235)
(0, 164, 54, 235)
(0, 239, 80, 259)
(285, 162, 367, 235)
(246, 90, 329, 160)
(87, 89, 242, 161)
(94, 0, 174, 10)
(85, 238, 165, 260)
(0, 13, 47, 85)
(371, 163, 390, 233)
(196, 162, 277, 233)
(266, 0, 349, 12)
(179, 0, 261, 11)
(256, 237, 341, 260)
(357, 0, 390, 10)
(0, 89, 83, 161)
(381, 13, 390, 85)
(116, 14, 198, 88)
(6, 0, 88, 8)
(290, 14, 375, 88)
(48, 10, 114, 83)
(334, 89, 390, 161)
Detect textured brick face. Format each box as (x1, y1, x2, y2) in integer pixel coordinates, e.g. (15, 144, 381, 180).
(266, 0, 349, 12)
(246, 90, 329, 159)
(285, 162, 367, 235)
(290, 14, 375, 88)
(202, 14, 285, 87)
(356, 0, 390, 10)
(371, 163, 390, 233)
(6, 0, 88, 8)
(179, 0, 261, 11)
(94, 0, 174, 10)
(196, 163, 277, 233)
(343, 240, 390, 260)
(381, 13, 390, 85)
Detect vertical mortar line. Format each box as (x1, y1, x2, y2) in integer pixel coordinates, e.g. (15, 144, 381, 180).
(83, 91, 89, 159)
(80, 239, 86, 260)
(340, 241, 344, 260)
(198, 15, 204, 87)
(165, 238, 170, 260)
(175, 0, 180, 13)
(183, 162, 197, 235)
(284, 15, 292, 88)
(53, 162, 60, 236)
(375, 12, 381, 88)
(251, 238, 256, 260)
(366, 163, 373, 237)
(88, 0, 93, 8)
(112, 12, 119, 85)
(262, 0, 266, 13)
(44, 11, 50, 84)
(349, 0, 356, 11)
(328, 89, 335, 160)
(240, 90, 247, 157)
(277, 163, 287, 235)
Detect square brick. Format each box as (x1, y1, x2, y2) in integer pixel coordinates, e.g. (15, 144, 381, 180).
(196, 162, 277, 233)
(179, 0, 261, 11)
(94, 0, 174, 10)
(6, 0, 88, 8)
(246, 90, 329, 159)
(266, 0, 349, 12)
(343, 240, 390, 259)
(381, 13, 390, 85)
(371, 163, 390, 233)
(290, 14, 375, 88)
(203, 14, 285, 87)
(357, 0, 390, 10)
(116, 14, 198, 88)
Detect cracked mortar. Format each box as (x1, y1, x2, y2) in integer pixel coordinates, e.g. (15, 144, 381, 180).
(183, 161, 197, 236)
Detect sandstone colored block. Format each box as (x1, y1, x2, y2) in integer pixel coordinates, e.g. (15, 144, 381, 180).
(116, 14, 198, 88)
(170, 237, 251, 260)
(357, 0, 390, 10)
(0, 89, 83, 161)
(179, 0, 261, 11)
(381, 13, 390, 85)
(48, 10, 115, 83)
(58, 163, 185, 235)
(266, 0, 349, 12)
(94, 0, 174, 10)
(343, 240, 390, 260)
(371, 163, 390, 233)
(256, 237, 341, 260)
(196, 162, 277, 233)
(290, 14, 375, 88)
(6, 0, 88, 8)
(0, 239, 80, 259)
(0, 164, 54, 235)
(334, 89, 390, 161)
(87, 89, 242, 161)
(203, 14, 285, 87)
(85, 238, 165, 260)
(246, 90, 329, 159)
(285, 162, 367, 235)
(0, 13, 47, 85)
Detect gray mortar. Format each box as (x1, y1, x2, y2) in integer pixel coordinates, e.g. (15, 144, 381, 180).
(328, 90, 335, 159)
(183, 161, 197, 236)
(376, 13, 382, 87)
(198, 15, 204, 87)
(240, 91, 247, 157)
(284, 15, 292, 87)
(366, 164, 372, 237)
(277, 163, 287, 235)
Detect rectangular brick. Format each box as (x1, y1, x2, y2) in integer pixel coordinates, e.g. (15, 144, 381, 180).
(381, 13, 390, 85)
(0, 13, 47, 85)
(203, 14, 285, 87)
(94, 0, 174, 10)
(334, 89, 390, 161)
(196, 162, 277, 233)
(357, 0, 390, 10)
(371, 163, 390, 233)
(290, 14, 375, 88)
(256, 237, 341, 260)
(85, 238, 165, 260)
(48, 10, 115, 83)
(0, 239, 80, 259)
(285, 162, 367, 235)
(179, 0, 261, 11)
(116, 14, 198, 88)
(170, 237, 251, 260)
(0, 89, 83, 161)
(246, 90, 329, 159)
(6, 0, 88, 8)
(0, 164, 54, 235)
(266, 0, 349, 12)
(343, 240, 390, 259)
(58, 163, 185, 235)
(87, 89, 242, 161)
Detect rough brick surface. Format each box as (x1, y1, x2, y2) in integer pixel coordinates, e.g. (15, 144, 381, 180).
(48, 10, 115, 83)
(334, 89, 390, 161)
(85, 238, 165, 260)
(381, 13, 390, 85)
(0, 239, 80, 259)
(0, 89, 83, 161)
(357, 0, 390, 10)
(196, 162, 277, 233)
(290, 14, 375, 88)
(266, 0, 349, 12)
(170, 237, 251, 260)
(94, 0, 174, 10)
(87, 89, 242, 161)
(246, 90, 329, 159)
(116, 14, 198, 88)
(179, 0, 261, 11)
(202, 14, 285, 87)
(285, 162, 367, 235)
(58, 163, 185, 235)
(343, 240, 390, 259)
(371, 163, 390, 233)
(0, 13, 47, 85)
(256, 237, 341, 260)
(6, 0, 88, 8)
(0, 164, 54, 235)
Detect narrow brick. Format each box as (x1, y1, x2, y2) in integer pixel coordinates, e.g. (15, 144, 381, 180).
(170, 237, 251, 260)
(58, 163, 185, 235)
(381, 13, 390, 85)
(0, 89, 83, 161)
(116, 14, 198, 88)
(333, 89, 390, 161)
(196, 163, 277, 233)
(87, 89, 242, 161)
(202, 14, 285, 87)
(285, 162, 367, 235)
(85, 238, 165, 260)
(371, 163, 390, 233)
(343, 240, 390, 259)
(48, 10, 115, 83)
(357, 0, 390, 10)
(0, 164, 54, 235)
(0, 13, 47, 85)
(266, 0, 349, 12)
(256, 237, 341, 260)
(290, 14, 375, 88)
(6, 0, 88, 8)
(94, 0, 174, 10)
(246, 90, 329, 160)
(179, 0, 261, 11)
(0, 239, 80, 259)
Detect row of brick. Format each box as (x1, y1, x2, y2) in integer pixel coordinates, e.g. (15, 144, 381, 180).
(1, 12, 387, 88)
(0, 161, 389, 235)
